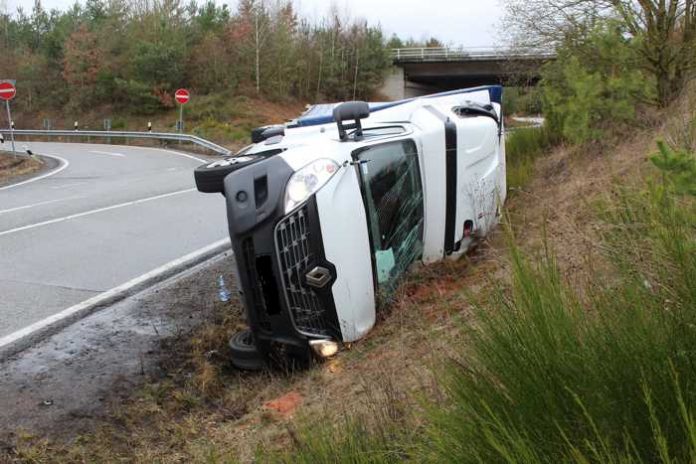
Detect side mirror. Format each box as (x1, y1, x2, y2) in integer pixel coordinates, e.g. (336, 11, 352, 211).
(333, 101, 370, 141)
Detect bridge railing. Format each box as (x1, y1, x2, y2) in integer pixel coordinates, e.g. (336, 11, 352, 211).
(391, 47, 556, 62)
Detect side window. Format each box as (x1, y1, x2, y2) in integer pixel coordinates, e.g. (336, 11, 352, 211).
(355, 140, 424, 298)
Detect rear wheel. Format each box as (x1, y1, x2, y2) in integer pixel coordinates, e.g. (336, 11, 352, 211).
(228, 329, 265, 371)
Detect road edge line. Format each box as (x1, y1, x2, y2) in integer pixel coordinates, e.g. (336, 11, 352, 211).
(0, 238, 231, 361)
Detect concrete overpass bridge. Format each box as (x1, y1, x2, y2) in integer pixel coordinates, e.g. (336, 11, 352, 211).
(381, 47, 556, 100)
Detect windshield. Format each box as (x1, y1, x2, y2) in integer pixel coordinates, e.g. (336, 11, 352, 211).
(355, 140, 424, 300)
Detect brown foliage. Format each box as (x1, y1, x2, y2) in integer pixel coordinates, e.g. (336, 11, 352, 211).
(62, 24, 102, 91)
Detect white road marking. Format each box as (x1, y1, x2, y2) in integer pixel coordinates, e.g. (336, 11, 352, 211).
(51, 182, 86, 190)
(0, 188, 196, 237)
(121, 145, 207, 163)
(0, 238, 231, 358)
(0, 154, 70, 191)
(89, 150, 125, 157)
(0, 195, 83, 215)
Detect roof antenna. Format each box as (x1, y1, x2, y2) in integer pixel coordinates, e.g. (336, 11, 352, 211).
(333, 101, 370, 141)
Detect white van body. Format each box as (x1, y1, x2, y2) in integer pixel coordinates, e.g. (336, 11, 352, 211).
(195, 85, 506, 365)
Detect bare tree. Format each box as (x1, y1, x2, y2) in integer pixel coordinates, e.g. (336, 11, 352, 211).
(503, 0, 696, 105)
(0, 0, 8, 49)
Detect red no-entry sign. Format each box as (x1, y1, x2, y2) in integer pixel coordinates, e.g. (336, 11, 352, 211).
(0, 82, 16, 101)
(175, 88, 190, 105)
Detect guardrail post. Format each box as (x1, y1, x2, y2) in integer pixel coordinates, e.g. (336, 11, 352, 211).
(104, 119, 111, 144)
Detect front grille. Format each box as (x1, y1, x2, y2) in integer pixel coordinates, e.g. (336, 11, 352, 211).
(275, 206, 331, 337)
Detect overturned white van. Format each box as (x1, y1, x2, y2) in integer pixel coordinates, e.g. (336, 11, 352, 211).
(195, 85, 506, 369)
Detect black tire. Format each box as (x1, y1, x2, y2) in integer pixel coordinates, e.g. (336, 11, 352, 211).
(228, 329, 265, 371)
(194, 156, 261, 194)
(251, 124, 285, 143)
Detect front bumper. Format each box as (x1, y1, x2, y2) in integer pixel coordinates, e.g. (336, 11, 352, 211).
(223, 156, 342, 362)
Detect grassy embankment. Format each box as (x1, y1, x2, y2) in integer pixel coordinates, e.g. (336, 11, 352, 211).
(261, 111, 696, 461)
(0, 153, 44, 183)
(8, 96, 696, 462)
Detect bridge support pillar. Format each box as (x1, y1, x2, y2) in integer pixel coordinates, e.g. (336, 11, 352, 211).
(380, 67, 405, 101)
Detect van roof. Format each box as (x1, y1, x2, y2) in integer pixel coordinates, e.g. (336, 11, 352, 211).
(291, 85, 503, 127)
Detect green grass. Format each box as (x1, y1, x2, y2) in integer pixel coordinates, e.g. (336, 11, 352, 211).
(505, 126, 557, 190)
(260, 148, 696, 462)
(424, 183, 696, 462)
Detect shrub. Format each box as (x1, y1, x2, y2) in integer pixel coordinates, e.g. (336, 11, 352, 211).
(112, 79, 162, 115)
(541, 21, 653, 144)
(651, 140, 696, 196)
(504, 87, 543, 116)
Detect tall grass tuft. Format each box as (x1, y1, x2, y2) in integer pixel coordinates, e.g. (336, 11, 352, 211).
(506, 126, 557, 190)
(423, 180, 696, 462)
(262, 417, 406, 464)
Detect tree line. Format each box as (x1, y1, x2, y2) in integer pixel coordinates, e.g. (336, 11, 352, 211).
(0, 0, 392, 115)
(503, 0, 696, 143)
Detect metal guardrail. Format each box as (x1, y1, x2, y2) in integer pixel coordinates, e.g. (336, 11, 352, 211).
(391, 47, 556, 63)
(0, 129, 232, 156)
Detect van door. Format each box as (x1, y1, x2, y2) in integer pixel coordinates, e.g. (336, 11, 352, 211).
(354, 140, 425, 301)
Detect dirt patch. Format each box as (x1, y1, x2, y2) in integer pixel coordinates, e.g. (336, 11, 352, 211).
(241, 98, 307, 124)
(263, 391, 303, 419)
(0, 154, 46, 186)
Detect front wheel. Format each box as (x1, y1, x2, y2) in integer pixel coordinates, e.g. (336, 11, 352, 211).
(228, 329, 265, 371)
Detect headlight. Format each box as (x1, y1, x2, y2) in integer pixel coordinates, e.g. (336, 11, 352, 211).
(284, 159, 340, 213)
(309, 339, 339, 358)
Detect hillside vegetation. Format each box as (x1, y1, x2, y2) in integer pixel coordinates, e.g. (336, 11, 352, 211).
(1, 0, 390, 120)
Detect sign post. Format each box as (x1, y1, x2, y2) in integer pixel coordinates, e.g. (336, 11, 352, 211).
(0, 80, 17, 157)
(174, 88, 190, 134)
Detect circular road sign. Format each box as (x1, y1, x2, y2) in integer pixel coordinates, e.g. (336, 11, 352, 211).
(0, 82, 16, 101)
(175, 88, 190, 105)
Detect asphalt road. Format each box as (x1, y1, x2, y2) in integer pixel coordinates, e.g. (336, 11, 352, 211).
(0, 142, 228, 339)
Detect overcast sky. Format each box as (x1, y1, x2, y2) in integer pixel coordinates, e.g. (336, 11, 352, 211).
(3, 0, 505, 47)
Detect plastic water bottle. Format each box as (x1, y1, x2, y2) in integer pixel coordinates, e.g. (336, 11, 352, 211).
(217, 275, 231, 303)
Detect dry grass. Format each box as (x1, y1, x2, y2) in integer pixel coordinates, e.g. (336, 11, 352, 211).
(0, 154, 43, 184)
(506, 129, 657, 292)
